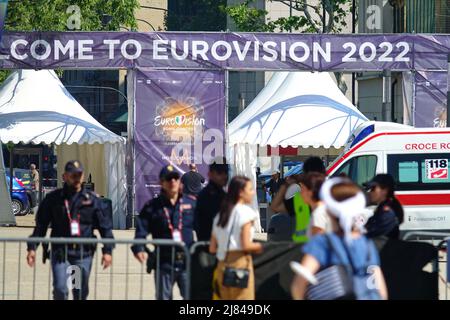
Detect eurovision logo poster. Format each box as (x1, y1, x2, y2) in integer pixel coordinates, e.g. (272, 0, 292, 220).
(134, 70, 225, 211)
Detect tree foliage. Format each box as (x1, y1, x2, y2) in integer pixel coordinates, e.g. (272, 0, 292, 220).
(1, 0, 140, 82)
(224, 0, 352, 33)
(5, 0, 139, 31)
(224, 0, 352, 94)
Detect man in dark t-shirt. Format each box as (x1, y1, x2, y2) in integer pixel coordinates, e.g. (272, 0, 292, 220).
(194, 157, 229, 241)
(181, 164, 205, 196)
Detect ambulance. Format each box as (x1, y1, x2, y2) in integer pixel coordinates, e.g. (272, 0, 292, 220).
(326, 121, 450, 235)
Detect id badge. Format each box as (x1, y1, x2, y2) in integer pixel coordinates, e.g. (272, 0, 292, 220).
(70, 221, 81, 236)
(172, 229, 182, 242)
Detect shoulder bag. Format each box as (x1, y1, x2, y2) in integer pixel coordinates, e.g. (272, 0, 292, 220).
(305, 235, 356, 300)
(222, 210, 250, 288)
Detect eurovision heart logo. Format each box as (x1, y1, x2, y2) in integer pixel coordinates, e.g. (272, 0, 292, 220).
(175, 115, 185, 125)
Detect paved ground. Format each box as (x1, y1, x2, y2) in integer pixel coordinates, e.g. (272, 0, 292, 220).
(1, 215, 447, 300)
(0, 215, 180, 300)
(0, 215, 267, 300)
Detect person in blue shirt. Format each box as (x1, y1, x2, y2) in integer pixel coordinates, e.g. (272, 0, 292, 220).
(131, 165, 196, 300)
(291, 177, 388, 300)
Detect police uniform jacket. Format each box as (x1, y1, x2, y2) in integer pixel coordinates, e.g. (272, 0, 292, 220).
(131, 192, 196, 262)
(27, 184, 114, 255)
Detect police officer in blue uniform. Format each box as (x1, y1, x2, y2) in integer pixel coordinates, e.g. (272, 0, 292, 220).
(26, 160, 114, 300)
(365, 174, 404, 240)
(132, 165, 196, 300)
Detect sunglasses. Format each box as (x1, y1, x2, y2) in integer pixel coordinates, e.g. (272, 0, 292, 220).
(163, 175, 180, 182)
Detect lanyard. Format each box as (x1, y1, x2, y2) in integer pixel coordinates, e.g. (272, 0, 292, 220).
(162, 199, 183, 235)
(64, 199, 80, 223)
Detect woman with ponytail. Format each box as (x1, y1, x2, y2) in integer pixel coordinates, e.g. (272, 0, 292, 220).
(365, 174, 404, 240)
(209, 176, 263, 300)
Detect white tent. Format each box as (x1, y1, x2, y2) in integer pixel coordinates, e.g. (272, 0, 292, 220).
(229, 72, 368, 147)
(228, 72, 368, 230)
(0, 70, 127, 228)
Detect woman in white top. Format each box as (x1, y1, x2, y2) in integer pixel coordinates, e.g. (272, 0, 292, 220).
(299, 172, 332, 237)
(209, 176, 263, 300)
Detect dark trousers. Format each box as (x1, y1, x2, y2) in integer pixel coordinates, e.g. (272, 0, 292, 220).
(155, 262, 187, 300)
(51, 252, 93, 300)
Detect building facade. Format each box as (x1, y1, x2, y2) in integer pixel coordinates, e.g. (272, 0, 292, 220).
(357, 0, 449, 124)
(63, 0, 168, 136)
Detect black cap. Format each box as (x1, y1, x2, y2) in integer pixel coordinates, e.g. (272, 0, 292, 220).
(64, 160, 84, 174)
(367, 174, 395, 191)
(209, 156, 229, 174)
(303, 156, 326, 174)
(159, 164, 181, 181)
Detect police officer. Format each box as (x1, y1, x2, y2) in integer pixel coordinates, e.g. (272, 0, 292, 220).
(131, 165, 196, 300)
(26, 160, 114, 300)
(194, 157, 229, 241)
(365, 174, 404, 240)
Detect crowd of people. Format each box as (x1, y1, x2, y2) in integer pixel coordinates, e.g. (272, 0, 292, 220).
(25, 155, 404, 301)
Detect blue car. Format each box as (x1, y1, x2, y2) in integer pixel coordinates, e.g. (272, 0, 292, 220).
(6, 175, 30, 216)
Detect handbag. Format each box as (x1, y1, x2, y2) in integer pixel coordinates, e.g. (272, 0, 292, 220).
(305, 235, 356, 300)
(222, 211, 250, 288)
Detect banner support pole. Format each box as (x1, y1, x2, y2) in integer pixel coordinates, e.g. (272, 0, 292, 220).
(382, 69, 392, 122)
(225, 70, 229, 162)
(447, 54, 450, 127)
(126, 69, 136, 229)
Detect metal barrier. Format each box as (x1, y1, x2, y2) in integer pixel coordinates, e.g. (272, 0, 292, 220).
(189, 241, 210, 255)
(0, 237, 190, 300)
(403, 231, 450, 300)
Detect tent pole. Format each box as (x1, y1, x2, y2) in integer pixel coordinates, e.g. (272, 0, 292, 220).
(38, 147, 43, 203)
(9, 146, 13, 199)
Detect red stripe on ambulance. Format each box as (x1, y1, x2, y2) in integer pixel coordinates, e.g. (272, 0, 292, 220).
(396, 194, 450, 206)
(327, 130, 450, 174)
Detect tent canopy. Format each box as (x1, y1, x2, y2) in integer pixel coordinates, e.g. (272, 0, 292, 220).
(0, 70, 126, 228)
(229, 72, 368, 232)
(229, 72, 368, 149)
(0, 70, 124, 145)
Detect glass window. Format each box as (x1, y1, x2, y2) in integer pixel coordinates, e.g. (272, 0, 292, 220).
(334, 160, 351, 177)
(353, 155, 377, 186)
(388, 153, 450, 191)
(421, 159, 450, 184)
(398, 161, 419, 182)
(332, 155, 378, 187)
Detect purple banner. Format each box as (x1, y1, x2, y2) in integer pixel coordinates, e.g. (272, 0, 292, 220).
(134, 69, 226, 211)
(0, 32, 449, 71)
(414, 71, 448, 128)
